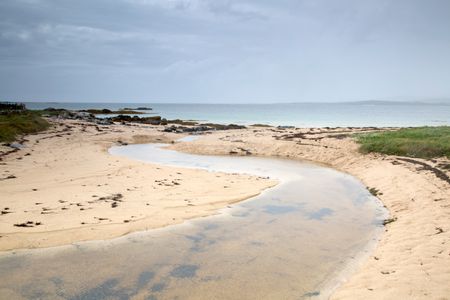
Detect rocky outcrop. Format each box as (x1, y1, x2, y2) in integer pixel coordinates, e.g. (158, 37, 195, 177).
(163, 123, 246, 133)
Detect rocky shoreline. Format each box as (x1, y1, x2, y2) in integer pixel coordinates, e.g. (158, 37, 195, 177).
(39, 107, 247, 132)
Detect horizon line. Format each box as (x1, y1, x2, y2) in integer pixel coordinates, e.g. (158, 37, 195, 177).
(16, 99, 450, 105)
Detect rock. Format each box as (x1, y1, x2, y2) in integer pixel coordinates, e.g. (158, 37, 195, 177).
(9, 143, 24, 149)
(163, 125, 214, 133)
(123, 107, 152, 110)
(96, 118, 113, 125)
(162, 125, 178, 133)
(109, 115, 163, 125)
(74, 111, 93, 118)
(168, 119, 198, 126)
(237, 147, 252, 155)
(200, 123, 246, 130)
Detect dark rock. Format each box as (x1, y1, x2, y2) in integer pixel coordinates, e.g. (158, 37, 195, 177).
(168, 119, 198, 126)
(14, 221, 40, 227)
(109, 115, 163, 125)
(237, 147, 252, 155)
(200, 123, 246, 130)
(123, 107, 152, 110)
(96, 118, 113, 125)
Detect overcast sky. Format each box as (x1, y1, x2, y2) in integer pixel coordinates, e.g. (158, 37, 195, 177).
(1, 0, 450, 103)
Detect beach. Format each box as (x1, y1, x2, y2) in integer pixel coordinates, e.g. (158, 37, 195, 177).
(1, 119, 449, 299)
(170, 125, 450, 299)
(0, 120, 276, 251)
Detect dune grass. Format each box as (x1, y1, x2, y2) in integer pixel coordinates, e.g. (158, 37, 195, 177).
(0, 111, 50, 142)
(357, 126, 450, 159)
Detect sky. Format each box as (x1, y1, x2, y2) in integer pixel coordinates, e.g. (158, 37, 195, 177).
(1, 0, 450, 103)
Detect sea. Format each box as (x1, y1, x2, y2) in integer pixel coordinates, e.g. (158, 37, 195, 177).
(24, 101, 450, 127)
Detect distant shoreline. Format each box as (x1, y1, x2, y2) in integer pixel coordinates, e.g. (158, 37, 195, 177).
(21, 101, 450, 128)
(18, 99, 450, 105)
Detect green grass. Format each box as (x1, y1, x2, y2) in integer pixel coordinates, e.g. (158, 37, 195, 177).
(357, 126, 450, 159)
(0, 111, 50, 142)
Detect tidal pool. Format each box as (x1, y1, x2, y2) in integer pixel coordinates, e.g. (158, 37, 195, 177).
(0, 142, 387, 299)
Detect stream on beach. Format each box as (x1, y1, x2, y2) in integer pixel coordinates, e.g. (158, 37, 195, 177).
(0, 140, 387, 299)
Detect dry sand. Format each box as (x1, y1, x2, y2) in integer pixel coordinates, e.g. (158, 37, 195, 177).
(170, 126, 450, 300)
(0, 120, 275, 251)
(1, 120, 449, 299)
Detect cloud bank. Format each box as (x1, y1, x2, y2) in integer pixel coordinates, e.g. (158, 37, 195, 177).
(1, 0, 449, 102)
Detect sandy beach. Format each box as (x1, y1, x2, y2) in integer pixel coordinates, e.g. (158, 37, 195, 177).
(170, 126, 450, 299)
(1, 120, 449, 299)
(0, 120, 276, 251)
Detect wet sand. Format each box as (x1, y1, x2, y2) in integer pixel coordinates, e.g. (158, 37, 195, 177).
(1, 119, 449, 299)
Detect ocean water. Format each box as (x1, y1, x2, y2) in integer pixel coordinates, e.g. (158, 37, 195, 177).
(25, 101, 450, 127)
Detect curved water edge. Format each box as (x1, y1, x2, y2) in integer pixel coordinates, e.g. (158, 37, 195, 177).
(0, 142, 387, 300)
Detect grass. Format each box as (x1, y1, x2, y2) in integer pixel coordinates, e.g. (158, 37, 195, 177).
(357, 126, 450, 159)
(367, 187, 382, 196)
(0, 111, 50, 142)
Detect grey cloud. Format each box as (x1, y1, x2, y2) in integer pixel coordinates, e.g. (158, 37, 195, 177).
(0, 0, 450, 102)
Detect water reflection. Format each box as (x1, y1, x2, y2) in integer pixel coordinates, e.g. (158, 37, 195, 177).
(0, 143, 387, 299)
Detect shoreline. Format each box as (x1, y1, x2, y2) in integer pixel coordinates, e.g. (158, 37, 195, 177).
(0, 119, 276, 251)
(1, 119, 449, 298)
(169, 126, 450, 299)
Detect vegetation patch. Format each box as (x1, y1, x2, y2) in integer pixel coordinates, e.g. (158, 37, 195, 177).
(367, 187, 382, 196)
(382, 217, 397, 226)
(251, 123, 272, 127)
(0, 111, 50, 142)
(357, 127, 450, 159)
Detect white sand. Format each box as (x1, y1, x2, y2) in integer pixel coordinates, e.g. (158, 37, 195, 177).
(0, 120, 275, 251)
(170, 126, 450, 299)
(1, 120, 449, 299)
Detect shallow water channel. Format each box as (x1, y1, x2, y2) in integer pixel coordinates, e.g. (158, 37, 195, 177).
(0, 142, 387, 299)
